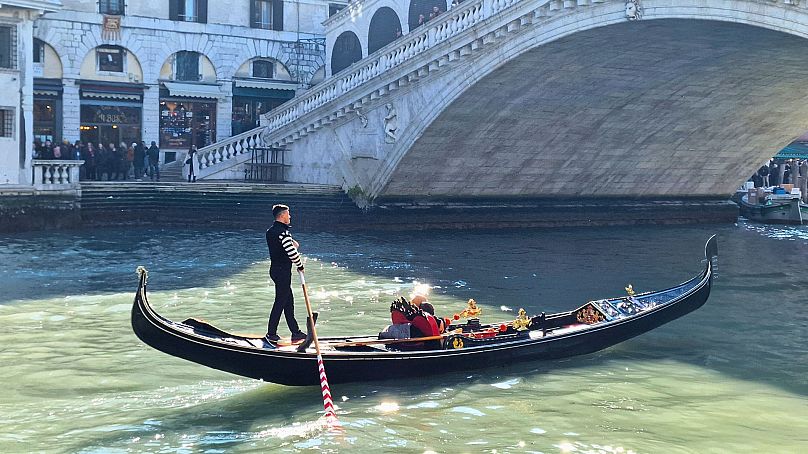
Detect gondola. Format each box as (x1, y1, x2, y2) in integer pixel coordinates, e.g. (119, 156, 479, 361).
(131, 235, 718, 386)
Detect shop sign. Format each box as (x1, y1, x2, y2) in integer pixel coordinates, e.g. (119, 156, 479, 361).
(81, 105, 140, 125)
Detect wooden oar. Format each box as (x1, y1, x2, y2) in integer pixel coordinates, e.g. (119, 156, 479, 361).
(328, 334, 447, 348)
(298, 270, 341, 429)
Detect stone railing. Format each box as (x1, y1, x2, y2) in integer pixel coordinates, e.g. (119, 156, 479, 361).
(32, 160, 84, 191)
(194, 126, 263, 171)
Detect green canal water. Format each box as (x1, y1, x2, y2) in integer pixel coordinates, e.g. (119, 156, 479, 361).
(0, 223, 806, 453)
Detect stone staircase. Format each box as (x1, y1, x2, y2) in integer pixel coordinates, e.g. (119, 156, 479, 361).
(79, 181, 361, 231)
(158, 161, 185, 182)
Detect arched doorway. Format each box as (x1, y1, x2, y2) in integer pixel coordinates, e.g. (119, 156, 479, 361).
(331, 31, 362, 75)
(408, 0, 447, 31)
(368, 7, 402, 55)
(32, 39, 64, 144)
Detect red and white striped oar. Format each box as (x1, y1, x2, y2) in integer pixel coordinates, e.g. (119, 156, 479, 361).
(298, 270, 342, 429)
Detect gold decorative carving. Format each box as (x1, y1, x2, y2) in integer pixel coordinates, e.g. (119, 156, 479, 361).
(576, 304, 604, 324)
(512, 308, 531, 331)
(456, 299, 481, 319)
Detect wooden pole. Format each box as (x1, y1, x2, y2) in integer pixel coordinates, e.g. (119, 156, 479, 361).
(298, 270, 340, 428)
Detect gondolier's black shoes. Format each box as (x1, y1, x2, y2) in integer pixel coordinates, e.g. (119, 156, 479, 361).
(264, 333, 281, 344)
(291, 331, 308, 342)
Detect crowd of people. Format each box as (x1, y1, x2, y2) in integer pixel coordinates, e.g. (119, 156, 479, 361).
(33, 139, 161, 182)
(751, 158, 808, 202)
(752, 158, 807, 187)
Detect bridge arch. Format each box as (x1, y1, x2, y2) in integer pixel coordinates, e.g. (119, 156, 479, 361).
(216, 0, 808, 199)
(331, 31, 363, 75)
(368, 7, 403, 54)
(372, 18, 808, 200)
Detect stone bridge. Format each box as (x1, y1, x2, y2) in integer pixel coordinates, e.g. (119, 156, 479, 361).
(194, 0, 808, 206)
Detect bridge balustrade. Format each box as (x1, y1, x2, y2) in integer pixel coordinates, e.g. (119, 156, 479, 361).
(32, 160, 84, 191)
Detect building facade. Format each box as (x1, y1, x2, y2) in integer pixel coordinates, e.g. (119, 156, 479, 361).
(32, 0, 346, 161)
(0, 0, 61, 186)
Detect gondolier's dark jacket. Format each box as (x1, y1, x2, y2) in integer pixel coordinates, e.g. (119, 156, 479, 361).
(266, 221, 303, 278)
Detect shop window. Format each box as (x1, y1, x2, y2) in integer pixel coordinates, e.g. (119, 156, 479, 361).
(159, 101, 216, 149)
(99, 0, 125, 15)
(170, 0, 208, 23)
(0, 108, 13, 138)
(0, 26, 16, 69)
(329, 3, 346, 16)
(251, 0, 283, 31)
(33, 39, 44, 64)
(34, 100, 57, 143)
(175, 51, 200, 81)
(98, 46, 124, 73)
(253, 60, 274, 79)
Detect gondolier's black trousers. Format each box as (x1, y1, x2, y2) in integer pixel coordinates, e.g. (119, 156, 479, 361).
(267, 268, 301, 336)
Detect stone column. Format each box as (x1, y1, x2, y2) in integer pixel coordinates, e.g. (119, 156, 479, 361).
(142, 83, 160, 146)
(62, 78, 80, 144)
(18, 17, 34, 186)
(216, 83, 233, 143)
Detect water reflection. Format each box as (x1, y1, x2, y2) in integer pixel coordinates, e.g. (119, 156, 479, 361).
(0, 222, 806, 452)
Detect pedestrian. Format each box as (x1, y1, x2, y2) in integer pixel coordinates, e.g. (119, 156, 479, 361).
(186, 144, 197, 182)
(134, 141, 146, 180)
(97, 143, 108, 180)
(109, 142, 123, 180)
(770, 161, 780, 186)
(126, 142, 136, 179)
(147, 141, 160, 181)
(758, 162, 770, 187)
(84, 142, 97, 180)
(263, 204, 307, 344)
(800, 159, 808, 203)
(42, 140, 53, 160)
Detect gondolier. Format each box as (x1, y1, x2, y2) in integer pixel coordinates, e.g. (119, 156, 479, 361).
(264, 204, 307, 344)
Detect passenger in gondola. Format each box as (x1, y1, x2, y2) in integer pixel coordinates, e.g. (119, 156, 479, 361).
(420, 302, 450, 334)
(384, 294, 443, 349)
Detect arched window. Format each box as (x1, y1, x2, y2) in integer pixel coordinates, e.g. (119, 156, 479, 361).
(97, 45, 125, 73)
(368, 7, 402, 55)
(175, 51, 200, 81)
(331, 31, 362, 75)
(408, 0, 446, 31)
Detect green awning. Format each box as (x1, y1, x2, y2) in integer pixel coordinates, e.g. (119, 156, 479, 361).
(775, 142, 808, 159)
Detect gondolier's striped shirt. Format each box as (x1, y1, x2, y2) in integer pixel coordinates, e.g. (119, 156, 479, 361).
(266, 220, 303, 271)
(281, 232, 303, 269)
